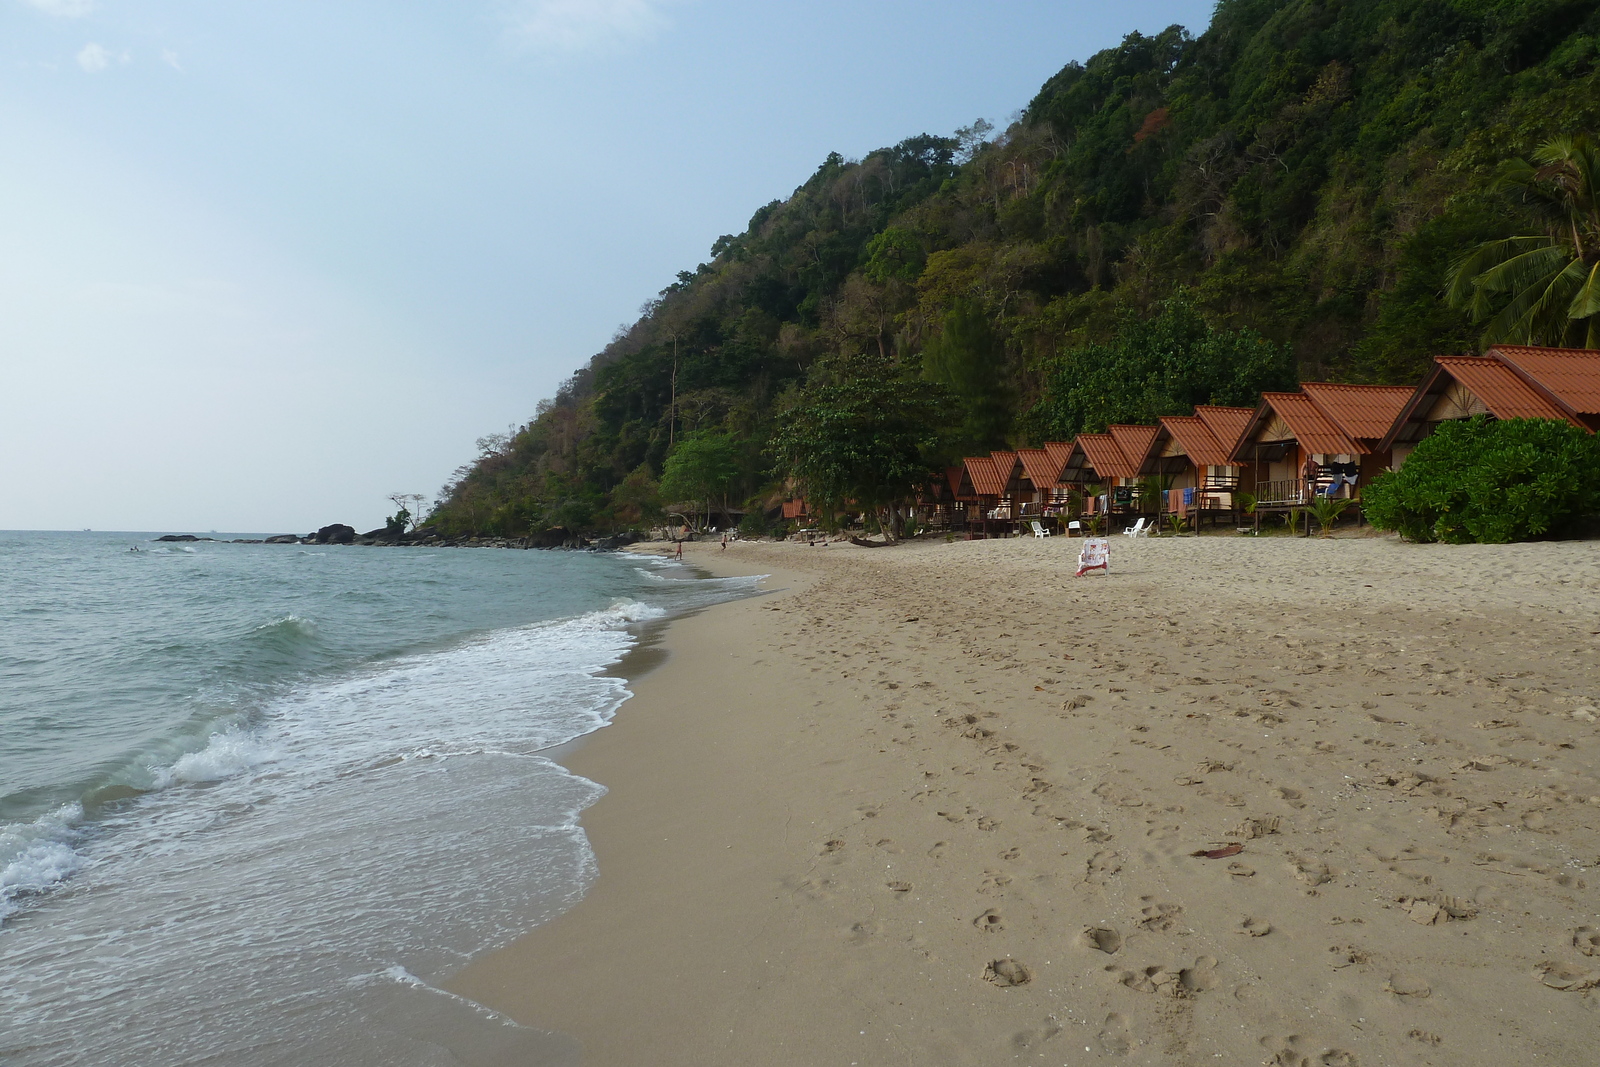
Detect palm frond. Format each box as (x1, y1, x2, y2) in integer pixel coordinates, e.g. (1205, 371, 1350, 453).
(1568, 260, 1600, 320)
(1479, 261, 1573, 345)
(1444, 236, 1553, 307)
(1472, 244, 1573, 295)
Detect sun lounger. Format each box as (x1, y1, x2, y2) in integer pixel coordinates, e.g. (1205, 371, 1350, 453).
(1122, 517, 1151, 538)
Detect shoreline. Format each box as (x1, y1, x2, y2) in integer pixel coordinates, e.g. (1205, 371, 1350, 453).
(446, 534, 1600, 1065)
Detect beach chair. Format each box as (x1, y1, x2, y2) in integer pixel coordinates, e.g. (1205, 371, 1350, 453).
(1030, 520, 1051, 539)
(1122, 517, 1151, 538)
(1066, 521, 1081, 537)
(1075, 537, 1109, 577)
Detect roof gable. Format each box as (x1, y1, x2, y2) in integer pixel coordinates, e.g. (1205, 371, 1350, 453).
(1015, 448, 1064, 490)
(1076, 433, 1136, 481)
(1491, 345, 1600, 415)
(1242, 392, 1363, 456)
(1301, 382, 1415, 443)
(962, 455, 1007, 497)
(1193, 405, 1255, 460)
(1158, 415, 1231, 468)
(1105, 425, 1159, 478)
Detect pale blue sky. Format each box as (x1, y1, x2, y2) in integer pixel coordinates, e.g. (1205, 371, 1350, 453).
(1, 0, 1217, 532)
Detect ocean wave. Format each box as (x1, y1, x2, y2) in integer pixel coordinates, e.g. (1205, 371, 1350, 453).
(0, 804, 84, 923)
(150, 727, 279, 788)
(253, 614, 320, 641)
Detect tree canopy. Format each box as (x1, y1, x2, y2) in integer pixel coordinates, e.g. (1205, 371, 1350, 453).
(428, 0, 1600, 538)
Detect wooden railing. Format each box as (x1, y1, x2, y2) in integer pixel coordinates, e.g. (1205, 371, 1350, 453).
(1255, 478, 1306, 506)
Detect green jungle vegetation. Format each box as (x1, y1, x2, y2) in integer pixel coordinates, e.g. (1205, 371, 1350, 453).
(1363, 416, 1600, 542)
(429, 0, 1600, 538)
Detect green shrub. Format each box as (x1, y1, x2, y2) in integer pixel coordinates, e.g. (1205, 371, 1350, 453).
(1363, 417, 1600, 544)
(738, 510, 771, 539)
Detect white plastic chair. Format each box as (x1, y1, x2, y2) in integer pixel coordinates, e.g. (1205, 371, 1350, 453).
(1066, 520, 1082, 536)
(1030, 520, 1050, 538)
(1122, 517, 1151, 538)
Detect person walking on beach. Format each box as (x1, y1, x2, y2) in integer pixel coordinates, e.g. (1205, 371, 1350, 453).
(720, 533, 727, 551)
(674, 540, 683, 560)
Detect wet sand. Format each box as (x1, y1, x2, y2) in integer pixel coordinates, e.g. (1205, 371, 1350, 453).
(447, 532, 1600, 1065)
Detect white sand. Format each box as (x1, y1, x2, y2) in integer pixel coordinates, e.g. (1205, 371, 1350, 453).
(448, 531, 1600, 1065)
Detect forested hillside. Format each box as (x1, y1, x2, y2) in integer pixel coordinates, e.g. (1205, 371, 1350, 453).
(430, 0, 1600, 537)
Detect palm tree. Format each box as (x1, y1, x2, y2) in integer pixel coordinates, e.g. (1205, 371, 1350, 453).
(1446, 134, 1600, 349)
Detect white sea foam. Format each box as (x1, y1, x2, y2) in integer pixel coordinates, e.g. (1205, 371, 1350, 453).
(0, 804, 84, 923)
(151, 728, 279, 787)
(0, 548, 754, 1066)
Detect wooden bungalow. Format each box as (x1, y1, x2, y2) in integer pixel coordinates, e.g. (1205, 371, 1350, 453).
(1133, 405, 1257, 527)
(1299, 382, 1415, 486)
(1229, 392, 1363, 510)
(1379, 347, 1600, 462)
(1056, 430, 1148, 527)
(1014, 446, 1074, 522)
(955, 453, 1022, 537)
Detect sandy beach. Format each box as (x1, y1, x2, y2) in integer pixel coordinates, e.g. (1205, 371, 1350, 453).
(447, 532, 1600, 1066)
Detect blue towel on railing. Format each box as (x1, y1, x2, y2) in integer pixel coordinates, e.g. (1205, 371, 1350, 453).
(1183, 487, 1195, 506)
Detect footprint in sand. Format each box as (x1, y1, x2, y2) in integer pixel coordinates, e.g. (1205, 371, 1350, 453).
(1137, 898, 1184, 932)
(845, 920, 877, 946)
(885, 880, 912, 893)
(1287, 854, 1332, 887)
(1239, 917, 1272, 937)
(1179, 956, 1219, 993)
(1096, 1012, 1132, 1056)
(983, 958, 1032, 987)
(820, 839, 845, 854)
(973, 909, 1005, 933)
(1536, 960, 1600, 991)
(1010, 1021, 1062, 1051)
(999, 846, 1021, 860)
(1384, 972, 1432, 998)
(796, 877, 836, 901)
(1079, 926, 1123, 954)
(1085, 850, 1123, 884)
(1575, 926, 1600, 956)
(1272, 787, 1307, 810)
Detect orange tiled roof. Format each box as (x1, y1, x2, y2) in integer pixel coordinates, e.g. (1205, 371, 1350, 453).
(1076, 433, 1136, 481)
(1243, 392, 1363, 456)
(1157, 415, 1231, 468)
(1492, 345, 1600, 415)
(963, 455, 1007, 497)
(1193, 405, 1256, 459)
(944, 465, 973, 502)
(1042, 440, 1073, 479)
(1105, 425, 1159, 479)
(1439, 356, 1575, 421)
(1015, 448, 1064, 490)
(1301, 382, 1416, 444)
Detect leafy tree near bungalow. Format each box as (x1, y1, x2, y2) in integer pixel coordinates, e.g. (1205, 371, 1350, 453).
(771, 354, 953, 539)
(430, 0, 1600, 538)
(658, 431, 740, 530)
(1363, 417, 1600, 543)
(1024, 292, 1295, 438)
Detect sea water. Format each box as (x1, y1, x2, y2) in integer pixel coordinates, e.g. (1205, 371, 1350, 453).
(0, 531, 758, 1066)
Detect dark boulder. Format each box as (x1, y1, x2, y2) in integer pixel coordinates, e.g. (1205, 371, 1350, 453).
(263, 535, 300, 545)
(526, 527, 571, 549)
(591, 532, 642, 552)
(156, 534, 200, 542)
(313, 524, 356, 545)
